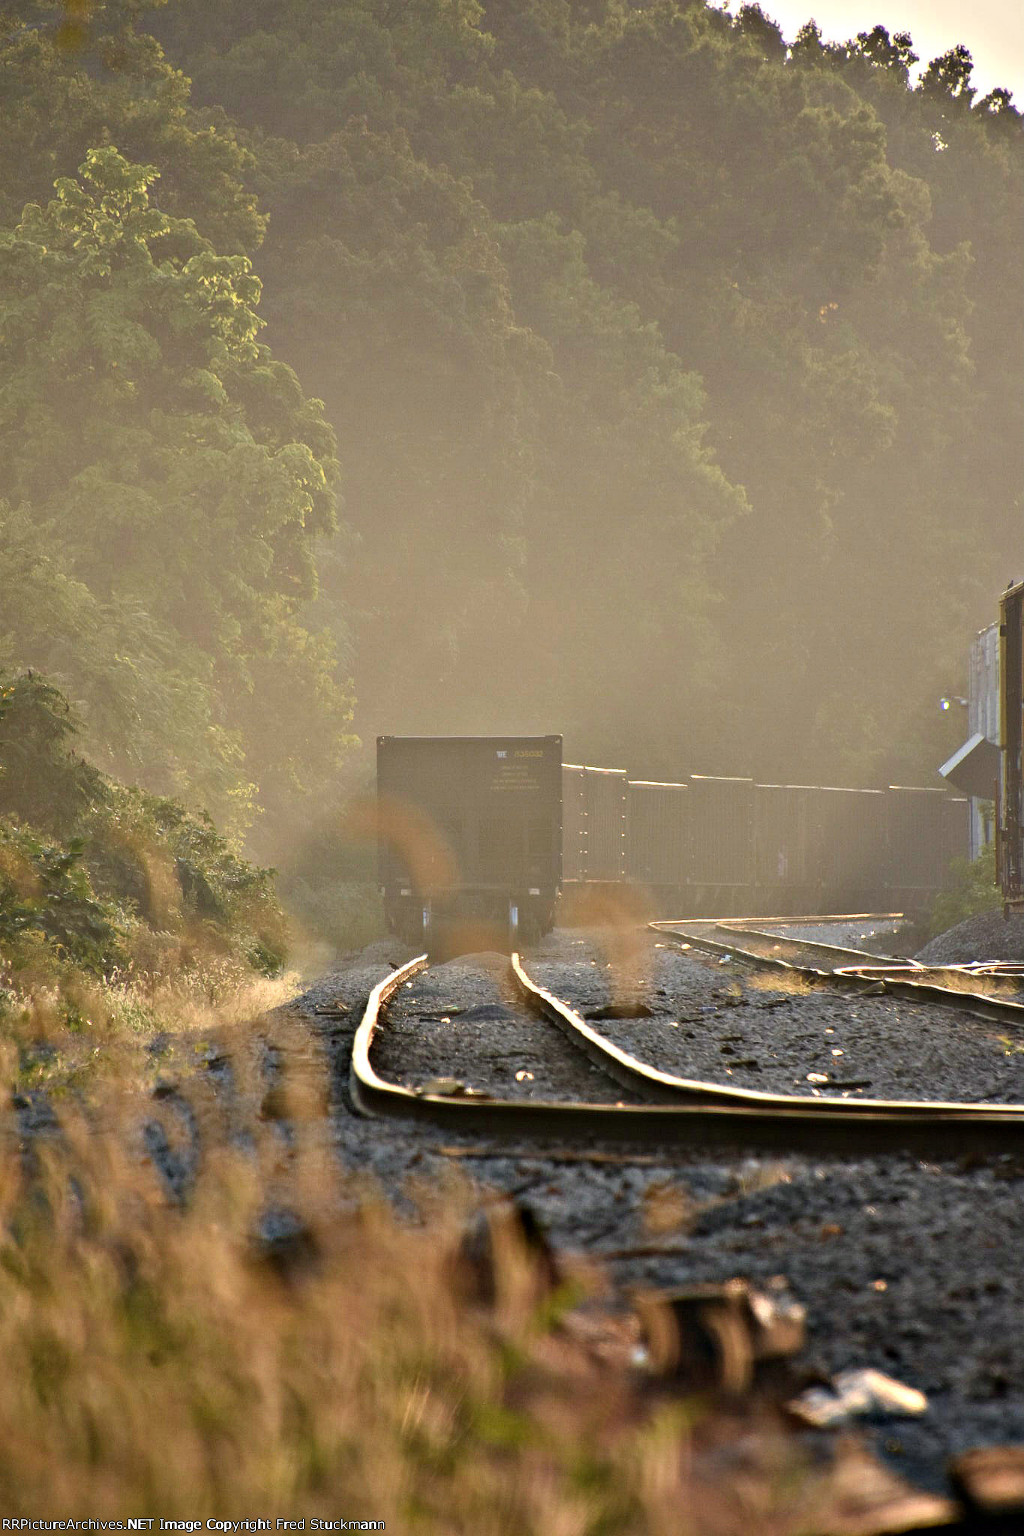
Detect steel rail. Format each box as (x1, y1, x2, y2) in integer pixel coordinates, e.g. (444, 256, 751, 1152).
(716, 923, 1024, 978)
(509, 953, 1024, 1119)
(650, 916, 905, 968)
(716, 921, 908, 968)
(349, 956, 1024, 1154)
(652, 920, 1024, 1033)
(706, 924, 1024, 978)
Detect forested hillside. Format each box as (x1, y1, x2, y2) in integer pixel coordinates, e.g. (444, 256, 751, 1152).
(2, 0, 1021, 854)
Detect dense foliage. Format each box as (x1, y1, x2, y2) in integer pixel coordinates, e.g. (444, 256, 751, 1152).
(152, 0, 1024, 786)
(0, 13, 352, 840)
(926, 841, 1002, 938)
(0, 0, 1021, 851)
(0, 674, 286, 993)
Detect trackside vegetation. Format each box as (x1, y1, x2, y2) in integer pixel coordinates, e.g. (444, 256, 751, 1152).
(0, 673, 288, 1053)
(0, 1031, 871, 1531)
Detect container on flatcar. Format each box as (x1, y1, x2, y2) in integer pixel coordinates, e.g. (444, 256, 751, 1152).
(561, 764, 628, 883)
(886, 787, 968, 908)
(813, 787, 887, 911)
(627, 780, 688, 903)
(687, 776, 754, 915)
(377, 735, 562, 946)
(1000, 580, 1024, 910)
(753, 784, 821, 914)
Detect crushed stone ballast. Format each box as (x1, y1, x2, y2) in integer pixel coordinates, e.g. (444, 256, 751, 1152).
(349, 948, 1024, 1155)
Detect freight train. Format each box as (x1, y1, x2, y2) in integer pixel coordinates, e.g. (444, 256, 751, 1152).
(378, 736, 968, 945)
(563, 764, 966, 919)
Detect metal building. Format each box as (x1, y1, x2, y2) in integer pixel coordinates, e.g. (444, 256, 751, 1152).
(940, 622, 1000, 860)
(1000, 582, 1024, 910)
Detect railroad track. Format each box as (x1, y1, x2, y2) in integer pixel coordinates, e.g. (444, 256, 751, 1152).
(350, 933, 1024, 1155)
(652, 917, 1024, 1029)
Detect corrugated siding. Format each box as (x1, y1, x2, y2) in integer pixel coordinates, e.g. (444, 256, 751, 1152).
(688, 777, 754, 886)
(583, 767, 629, 880)
(627, 781, 688, 886)
(814, 788, 887, 904)
(887, 787, 968, 891)
(561, 764, 586, 881)
(754, 785, 818, 887)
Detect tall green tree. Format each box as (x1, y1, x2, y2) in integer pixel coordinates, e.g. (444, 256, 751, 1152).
(9, 0, 1023, 796)
(0, 5, 264, 254)
(0, 147, 351, 834)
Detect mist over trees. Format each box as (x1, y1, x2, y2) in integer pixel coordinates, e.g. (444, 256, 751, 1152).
(1, 0, 1021, 852)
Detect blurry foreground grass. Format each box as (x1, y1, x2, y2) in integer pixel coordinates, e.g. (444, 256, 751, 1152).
(0, 1006, 855, 1534)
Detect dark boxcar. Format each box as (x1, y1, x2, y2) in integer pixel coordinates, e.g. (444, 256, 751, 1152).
(814, 787, 888, 911)
(627, 780, 689, 898)
(885, 787, 968, 908)
(687, 776, 754, 913)
(378, 735, 562, 945)
(561, 764, 628, 883)
(753, 784, 821, 914)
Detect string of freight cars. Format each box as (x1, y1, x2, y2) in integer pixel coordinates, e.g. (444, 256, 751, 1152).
(377, 737, 969, 951)
(578, 576, 1024, 916)
(349, 940, 1024, 1156)
(565, 769, 966, 919)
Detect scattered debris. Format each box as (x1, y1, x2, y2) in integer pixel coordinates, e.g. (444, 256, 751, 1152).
(636, 1278, 805, 1393)
(789, 1367, 928, 1428)
(820, 1444, 957, 1534)
(417, 1076, 490, 1098)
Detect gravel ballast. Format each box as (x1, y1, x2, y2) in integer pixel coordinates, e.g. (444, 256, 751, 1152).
(293, 924, 1024, 1494)
(916, 909, 1024, 965)
(530, 942, 1024, 1103)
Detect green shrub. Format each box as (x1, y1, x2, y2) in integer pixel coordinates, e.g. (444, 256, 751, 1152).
(85, 787, 287, 974)
(0, 819, 123, 974)
(926, 842, 1002, 938)
(0, 671, 287, 1004)
(0, 674, 105, 836)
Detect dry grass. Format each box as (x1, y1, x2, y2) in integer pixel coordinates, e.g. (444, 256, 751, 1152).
(0, 937, 305, 1110)
(905, 966, 1024, 1001)
(0, 1089, 846, 1531)
(0, 1001, 871, 1534)
(743, 971, 818, 997)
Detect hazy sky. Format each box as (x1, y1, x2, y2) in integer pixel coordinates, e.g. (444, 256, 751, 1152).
(755, 0, 1024, 101)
